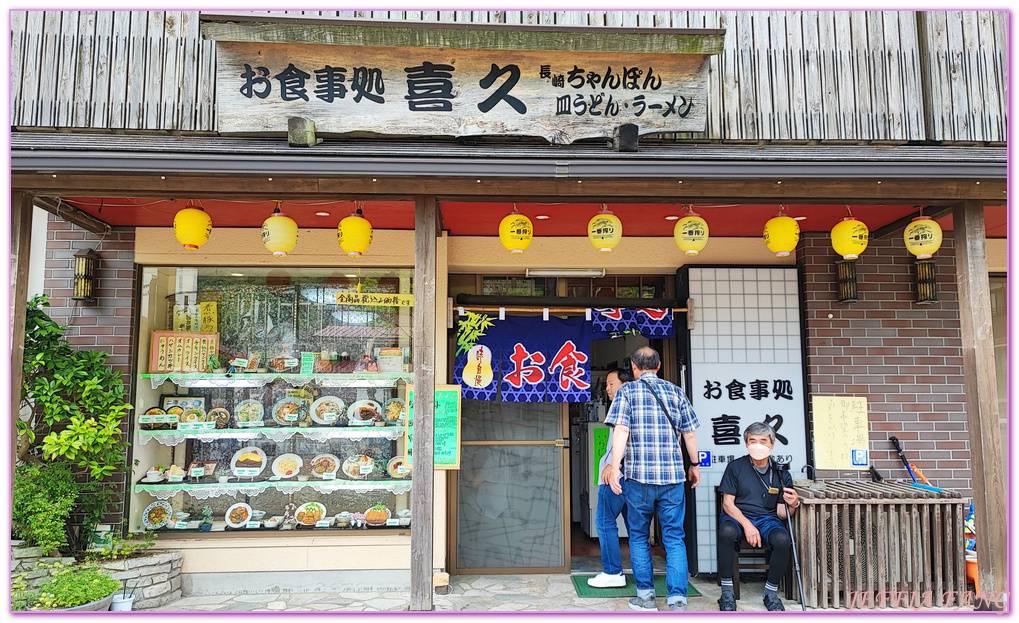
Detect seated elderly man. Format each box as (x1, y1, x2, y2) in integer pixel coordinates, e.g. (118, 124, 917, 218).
(716, 421, 799, 612)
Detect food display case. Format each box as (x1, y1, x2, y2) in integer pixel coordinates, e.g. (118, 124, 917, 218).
(129, 267, 415, 536)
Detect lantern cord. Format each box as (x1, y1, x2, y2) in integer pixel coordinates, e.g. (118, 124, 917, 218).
(846, 205, 853, 217)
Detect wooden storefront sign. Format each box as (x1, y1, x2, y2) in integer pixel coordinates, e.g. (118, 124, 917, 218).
(217, 41, 712, 143)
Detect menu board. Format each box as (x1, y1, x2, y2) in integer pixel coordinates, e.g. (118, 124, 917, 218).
(149, 331, 219, 373)
(811, 395, 869, 470)
(406, 384, 461, 470)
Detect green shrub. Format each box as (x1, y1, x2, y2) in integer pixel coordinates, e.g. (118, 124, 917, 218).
(12, 463, 78, 554)
(17, 563, 120, 610)
(16, 295, 133, 553)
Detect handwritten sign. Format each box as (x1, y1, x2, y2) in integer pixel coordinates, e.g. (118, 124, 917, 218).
(149, 331, 219, 373)
(217, 42, 715, 144)
(199, 302, 218, 333)
(812, 396, 869, 470)
(407, 384, 462, 470)
(334, 292, 415, 307)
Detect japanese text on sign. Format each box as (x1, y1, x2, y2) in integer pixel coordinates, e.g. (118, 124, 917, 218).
(217, 42, 712, 144)
(335, 292, 415, 307)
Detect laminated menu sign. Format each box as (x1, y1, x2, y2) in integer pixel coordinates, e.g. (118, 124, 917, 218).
(177, 422, 215, 433)
(406, 385, 461, 470)
(300, 352, 315, 375)
(149, 331, 219, 373)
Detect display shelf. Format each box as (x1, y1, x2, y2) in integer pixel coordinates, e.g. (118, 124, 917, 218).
(136, 426, 406, 446)
(134, 479, 413, 500)
(140, 372, 413, 390)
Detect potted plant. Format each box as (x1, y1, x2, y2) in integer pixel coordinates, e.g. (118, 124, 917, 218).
(200, 505, 214, 531)
(13, 562, 120, 611)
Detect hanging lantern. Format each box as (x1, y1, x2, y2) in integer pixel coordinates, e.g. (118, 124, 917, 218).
(173, 206, 212, 251)
(261, 201, 298, 256)
(831, 216, 869, 260)
(72, 248, 98, 301)
(674, 208, 709, 256)
(587, 205, 622, 253)
(903, 216, 943, 259)
(763, 211, 800, 257)
(498, 206, 533, 254)
(337, 205, 373, 257)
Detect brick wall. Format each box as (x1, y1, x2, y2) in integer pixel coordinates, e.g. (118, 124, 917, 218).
(42, 213, 137, 522)
(798, 233, 970, 497)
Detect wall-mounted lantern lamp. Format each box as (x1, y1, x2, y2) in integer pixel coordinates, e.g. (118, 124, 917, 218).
(836, 260, 858, 303)
(72, 248, 99, 301)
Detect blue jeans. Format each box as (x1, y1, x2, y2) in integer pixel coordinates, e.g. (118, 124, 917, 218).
(624, 480, 689, 606)
(595, 484, 627, 575)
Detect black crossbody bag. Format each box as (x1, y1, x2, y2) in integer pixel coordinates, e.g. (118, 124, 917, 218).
(640, 377, 693, 469)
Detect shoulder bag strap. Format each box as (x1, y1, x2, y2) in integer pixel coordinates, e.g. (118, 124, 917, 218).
(640, 376, 683, 441)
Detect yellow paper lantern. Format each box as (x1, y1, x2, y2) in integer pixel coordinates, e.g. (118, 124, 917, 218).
(261, 205, 298, 256)
(587, 209, 623, 253)
(173, 207, 212, 251)
(675, 213, 709, 256)
(337, 209, 373, 256)
(763, 215, 800, 257)
(903, 216, 943, 259)
(831, 216, 869, 260)
(499, 211, 533, 254)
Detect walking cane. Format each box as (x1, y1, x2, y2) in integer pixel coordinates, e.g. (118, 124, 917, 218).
(776, 462, 807, 611)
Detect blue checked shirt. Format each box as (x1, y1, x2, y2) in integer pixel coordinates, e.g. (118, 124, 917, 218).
(604, 372, 699, 485)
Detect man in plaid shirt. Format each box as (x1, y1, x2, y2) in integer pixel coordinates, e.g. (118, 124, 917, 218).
(606, 346, 701, 612)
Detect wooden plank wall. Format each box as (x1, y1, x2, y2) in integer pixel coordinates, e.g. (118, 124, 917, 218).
(11, 10, 215, 131)
(9, 10, 1006, 143)
(921, 11, 1007, 143)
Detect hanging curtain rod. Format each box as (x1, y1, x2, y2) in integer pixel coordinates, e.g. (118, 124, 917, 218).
(459, 305, 689, 315)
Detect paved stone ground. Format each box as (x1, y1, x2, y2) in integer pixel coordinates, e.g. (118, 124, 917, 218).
(151, 573, 982, 613)
(151, 575, 786, 612)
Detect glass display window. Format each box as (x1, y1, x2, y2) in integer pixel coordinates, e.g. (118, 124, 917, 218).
(129, 267, 414, 535)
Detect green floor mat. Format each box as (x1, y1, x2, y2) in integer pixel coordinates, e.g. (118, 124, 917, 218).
(571, 575, 702, 599)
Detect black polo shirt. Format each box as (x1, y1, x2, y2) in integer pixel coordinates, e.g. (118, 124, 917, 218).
(718, 455, 793, 518)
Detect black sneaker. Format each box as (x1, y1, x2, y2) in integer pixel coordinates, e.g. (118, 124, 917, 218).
(763, 594, 785, 611)
(718, 593, 737, 611)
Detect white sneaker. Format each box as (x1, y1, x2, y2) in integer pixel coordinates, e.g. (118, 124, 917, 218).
(587, 572, 626, 588)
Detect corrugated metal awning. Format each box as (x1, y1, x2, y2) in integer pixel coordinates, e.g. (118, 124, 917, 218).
(10, 132, 1006, 180)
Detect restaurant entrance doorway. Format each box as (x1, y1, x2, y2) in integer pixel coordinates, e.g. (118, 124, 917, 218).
(450, 398, 571, 574)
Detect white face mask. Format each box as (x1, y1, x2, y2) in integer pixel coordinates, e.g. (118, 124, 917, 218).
(747, 443, 772, 461)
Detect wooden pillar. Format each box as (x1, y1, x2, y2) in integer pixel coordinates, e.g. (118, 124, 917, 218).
(11, 192, 34, 475)
(409, 196, 437, 611)
(951, 200, 1006, 605)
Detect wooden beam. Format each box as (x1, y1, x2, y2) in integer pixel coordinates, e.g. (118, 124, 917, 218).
(870, 205, 953, 239)
(409, 196, 437, 611)
(200, 17, 726, 55)
(10, 174, 1007, 203)
(951, 200, 1006, 607)
(10, 192, 33, 475)
(33, 195, 112, 235)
